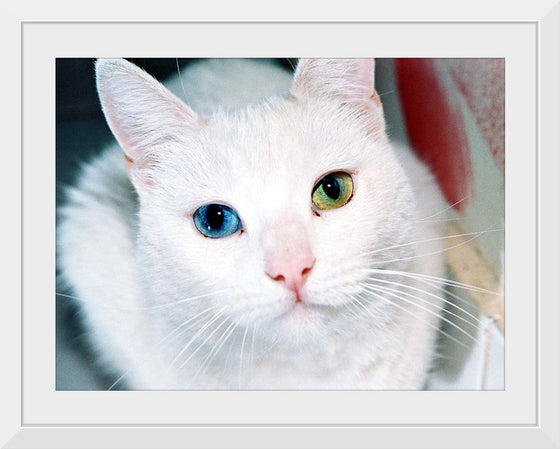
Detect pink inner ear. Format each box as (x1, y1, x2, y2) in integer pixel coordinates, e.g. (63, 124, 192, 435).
(291, 58, 379, 103)
(100, 100, 137, 161)
(349, 60, 384, 134)
(353, 59, 382, 108)
(353, 59, 375, 96)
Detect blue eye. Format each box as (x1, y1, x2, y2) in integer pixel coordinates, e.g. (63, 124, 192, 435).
(193, 204, 241, 238)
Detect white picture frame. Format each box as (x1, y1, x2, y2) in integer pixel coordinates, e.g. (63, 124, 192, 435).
(4, 2, 559, 447)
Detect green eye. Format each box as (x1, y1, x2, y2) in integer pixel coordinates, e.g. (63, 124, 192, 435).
(312, 172, 354, 210)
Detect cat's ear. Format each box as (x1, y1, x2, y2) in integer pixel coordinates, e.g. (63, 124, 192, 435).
(290, 58, 384, 134)
(96, 58, 202, 189)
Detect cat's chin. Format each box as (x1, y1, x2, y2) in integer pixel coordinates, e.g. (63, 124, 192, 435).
(264, 300, 335, 345)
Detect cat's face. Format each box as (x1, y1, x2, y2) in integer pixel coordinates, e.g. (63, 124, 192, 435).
(97, 59, 417, 347)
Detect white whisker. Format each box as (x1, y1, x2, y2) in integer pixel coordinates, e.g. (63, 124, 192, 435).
(365, 277, 482, 327)
(107, 372, 128, 391)
(417, 197, 468, 221)
(350, 294, 376, 317)
(238, 324, 250, 388)
(176, 315, 231, 371)
(369, 228, 503, 267)
(364, 268, 500, 296)
(191, 318, 240, 385)
(342, 299, 365, 320)
(415, 216, 467, 223)
(364, 228, 501, 258)
(175, 58, 189, 104)
(157, 304, 221, 347)
(365, 279, 480, 331)
(361, 284, 480, 347)
(168, 308, 227, 370)
(357, 289, 469, 350)
(56, 288, 231, 311)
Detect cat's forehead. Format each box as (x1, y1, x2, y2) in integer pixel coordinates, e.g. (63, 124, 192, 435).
(202, 100, 372, 174)
(155, 99, 385, 213)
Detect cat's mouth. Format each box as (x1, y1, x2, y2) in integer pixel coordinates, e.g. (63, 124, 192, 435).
(264, 298, 346, 344)
(276, 295, 340, 321)
(226, 288, 346, 330)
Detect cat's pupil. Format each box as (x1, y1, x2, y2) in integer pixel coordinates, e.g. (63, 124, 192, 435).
(206, 204, 225, 229)
(322, 175, 340, 199)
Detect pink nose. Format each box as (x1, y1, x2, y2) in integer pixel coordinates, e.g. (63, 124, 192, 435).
(265, 255, 315, 300)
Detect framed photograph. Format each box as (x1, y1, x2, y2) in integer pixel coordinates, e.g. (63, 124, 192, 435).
(5, 4, 559, 448)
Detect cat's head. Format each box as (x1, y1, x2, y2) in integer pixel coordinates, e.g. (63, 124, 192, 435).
(96, 58, 415, 347)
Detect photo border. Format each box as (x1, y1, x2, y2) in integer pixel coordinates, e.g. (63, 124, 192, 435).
(5, 3, 560, 448)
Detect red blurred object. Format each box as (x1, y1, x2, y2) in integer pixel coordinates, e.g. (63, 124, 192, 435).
(395, 59, 473, 211)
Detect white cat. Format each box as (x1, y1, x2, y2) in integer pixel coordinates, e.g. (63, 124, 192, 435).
(57, 58, 450, 389)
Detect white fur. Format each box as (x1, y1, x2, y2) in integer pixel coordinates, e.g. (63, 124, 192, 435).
(57, 58, 447, 389)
